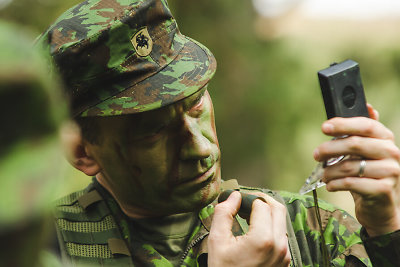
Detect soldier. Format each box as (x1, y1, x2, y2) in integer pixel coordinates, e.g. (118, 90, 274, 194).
(0, 21, 66, 266)
(38, 0, 400, 266)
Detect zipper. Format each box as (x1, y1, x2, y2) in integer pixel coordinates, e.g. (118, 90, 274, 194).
(179, 233, 209, 266)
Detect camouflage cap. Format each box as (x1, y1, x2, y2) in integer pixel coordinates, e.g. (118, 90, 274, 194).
(38, 0, 217, 117)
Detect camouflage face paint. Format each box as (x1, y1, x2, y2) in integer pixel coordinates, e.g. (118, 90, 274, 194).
(88, 88, 221, 217)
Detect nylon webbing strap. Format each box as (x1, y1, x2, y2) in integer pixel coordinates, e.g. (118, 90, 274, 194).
(108, 238, 131, 256)
(55, 221, 73, 266)
(78, 190, 103, 209)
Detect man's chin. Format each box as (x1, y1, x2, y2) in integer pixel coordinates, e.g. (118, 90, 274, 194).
(169, 178, 221, 213)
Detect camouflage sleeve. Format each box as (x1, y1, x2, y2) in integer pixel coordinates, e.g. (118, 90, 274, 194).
(277, 191, 372, 267)
(360, 228, 400, 267)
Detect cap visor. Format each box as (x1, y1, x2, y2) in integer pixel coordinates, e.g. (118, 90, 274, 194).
(83, 35, 217, 117)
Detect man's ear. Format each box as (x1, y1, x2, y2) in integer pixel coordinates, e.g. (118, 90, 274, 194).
(60, 120, 101, 176)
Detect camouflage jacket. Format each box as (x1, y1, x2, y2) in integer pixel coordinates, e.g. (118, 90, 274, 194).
(54, 179, 400, 266)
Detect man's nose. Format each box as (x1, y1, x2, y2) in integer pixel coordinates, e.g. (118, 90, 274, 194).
(179, 114, 213, 161)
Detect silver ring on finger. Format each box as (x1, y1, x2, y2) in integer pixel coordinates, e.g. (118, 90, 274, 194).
(358, 160, 367, 177)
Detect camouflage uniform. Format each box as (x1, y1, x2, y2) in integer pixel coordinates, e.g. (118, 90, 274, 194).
(37, 0, 400, 266)
(0, 21, 66, 267)
(53, 178, 400, 267)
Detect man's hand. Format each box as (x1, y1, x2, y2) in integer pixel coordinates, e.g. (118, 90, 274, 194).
(315, 104, 400, 236)
(208, 191, 291, 267)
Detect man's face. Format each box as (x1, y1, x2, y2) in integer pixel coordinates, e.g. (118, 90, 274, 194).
(86, 88, 221, 217)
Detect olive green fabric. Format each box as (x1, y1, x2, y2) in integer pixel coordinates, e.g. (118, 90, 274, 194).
(360, 227, 400, 267)
(128, 212, 199, 266)
(52, 178, 400, 266)
(259, 188, 371, 267)
(38, 0, 217, 117)
(53, 179, 213, 266)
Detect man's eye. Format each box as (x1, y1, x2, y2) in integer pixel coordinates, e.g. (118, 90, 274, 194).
(134, 125, 165, 142)
(146, 125, 165, 138)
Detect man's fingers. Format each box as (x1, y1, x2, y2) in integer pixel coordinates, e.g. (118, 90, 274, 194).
(210, 192, 291, 266)
(247, 199, 272, 237)
(247, 194, 290, 265)
(321, 117, 394, 140)
(259, 195, 288, 241)
(325, 176, 398, 196)
(210, 191, 241, 239)
(248, 194, 287, 243)
(366, 103, 379, 120)
(314, 137, 399, 162)
(267, 195, 289, 260)
(323, 158, 400, 181)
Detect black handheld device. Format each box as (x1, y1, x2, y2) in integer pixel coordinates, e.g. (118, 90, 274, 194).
(318, 59, 369, 119)
(217, 190, 267, 219)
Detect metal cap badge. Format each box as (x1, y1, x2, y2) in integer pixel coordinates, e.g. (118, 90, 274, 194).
(132, 27, 153, 57)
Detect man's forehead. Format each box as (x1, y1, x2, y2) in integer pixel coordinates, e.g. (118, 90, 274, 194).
(94, 87, 209, 133)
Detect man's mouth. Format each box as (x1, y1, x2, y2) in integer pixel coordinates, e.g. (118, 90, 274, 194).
(177, 163, 217, 185)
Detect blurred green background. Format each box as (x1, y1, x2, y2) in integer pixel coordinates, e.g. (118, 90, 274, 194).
(2, 0, 400, 214)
